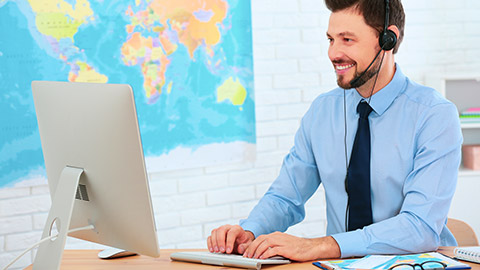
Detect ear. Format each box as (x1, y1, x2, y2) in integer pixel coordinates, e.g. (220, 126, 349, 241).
(387, 25, 400, 40)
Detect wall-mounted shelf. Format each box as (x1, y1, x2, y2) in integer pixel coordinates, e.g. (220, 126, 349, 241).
(459, 167, 480, 177)
(461, 122, 480, 129)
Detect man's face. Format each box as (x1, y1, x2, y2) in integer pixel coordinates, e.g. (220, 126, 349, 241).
(327, 8, 381, 89)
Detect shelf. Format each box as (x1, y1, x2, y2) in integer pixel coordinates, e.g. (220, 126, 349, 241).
(461, 122, 480, 129)
(459, 166, 480, 177)
(425, 77, 480, 179)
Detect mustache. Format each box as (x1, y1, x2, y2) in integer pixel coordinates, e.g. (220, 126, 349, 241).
(332, 59, 356, 65)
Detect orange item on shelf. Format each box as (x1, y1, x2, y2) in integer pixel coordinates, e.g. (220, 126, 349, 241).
(463, 145, 480, 171)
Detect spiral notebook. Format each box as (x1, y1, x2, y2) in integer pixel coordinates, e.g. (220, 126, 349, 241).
(454, 247, 480, 264)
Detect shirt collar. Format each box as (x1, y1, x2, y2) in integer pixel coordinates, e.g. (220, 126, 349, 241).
(352, 63, 407, 116)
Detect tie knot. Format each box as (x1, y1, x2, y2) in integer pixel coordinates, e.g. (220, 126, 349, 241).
(357, 101, 373, 119)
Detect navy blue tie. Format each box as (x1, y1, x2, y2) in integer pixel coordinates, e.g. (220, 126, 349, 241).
(347, 101, 373, 231)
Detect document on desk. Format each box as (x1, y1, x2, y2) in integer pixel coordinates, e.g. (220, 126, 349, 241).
(347, 255, 394, 269)
(313, 252, 471, 270)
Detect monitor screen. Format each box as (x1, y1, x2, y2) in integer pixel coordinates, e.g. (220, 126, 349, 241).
(32, 81, 160, 259)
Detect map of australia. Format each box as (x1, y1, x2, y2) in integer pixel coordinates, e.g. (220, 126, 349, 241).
(0, 0, 255, 187)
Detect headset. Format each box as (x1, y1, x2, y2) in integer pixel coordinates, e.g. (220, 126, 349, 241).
(349, 0, 397, 87)
(343, 0, 398, 231)
(379, 0, 397, 51)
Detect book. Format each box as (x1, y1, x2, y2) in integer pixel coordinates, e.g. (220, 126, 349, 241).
(460, 118, 480, 124)
(454, 247, 480, 264)
(313, 252, 471, 270)
(459, 107, 480, 123)
(463, 108, 480, 113)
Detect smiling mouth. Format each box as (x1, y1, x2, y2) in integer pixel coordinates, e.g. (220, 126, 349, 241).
(335, 63, 355, 71)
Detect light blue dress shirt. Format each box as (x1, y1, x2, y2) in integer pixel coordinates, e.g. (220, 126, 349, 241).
(240, 65, 463, 257)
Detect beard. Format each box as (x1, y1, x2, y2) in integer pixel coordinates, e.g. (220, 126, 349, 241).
(335, 55, 382, 90)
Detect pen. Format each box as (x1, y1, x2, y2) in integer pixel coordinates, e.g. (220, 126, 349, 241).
(313, 261, 340, 270)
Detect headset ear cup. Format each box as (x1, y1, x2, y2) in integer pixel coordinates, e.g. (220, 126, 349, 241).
(379, 29, 397, 51)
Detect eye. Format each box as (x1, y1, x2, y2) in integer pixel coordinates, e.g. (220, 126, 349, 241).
(327, 37, 333, 43)
(344, 38, 353, 42)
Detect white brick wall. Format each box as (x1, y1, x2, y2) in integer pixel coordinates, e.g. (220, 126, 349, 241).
(0, 195, 50, 216)
(0, 252, 32, 270)
(0, 187, 29, 200)
(5, 232, 41, 251)
(0, 216, 33, 235)
(2, 0, 480, 268)
(0, 236, 4, 252)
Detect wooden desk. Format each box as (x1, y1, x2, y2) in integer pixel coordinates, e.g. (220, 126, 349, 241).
(25, 247, 479, 269)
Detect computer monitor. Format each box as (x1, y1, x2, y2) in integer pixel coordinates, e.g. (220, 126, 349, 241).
(31, 81, 160, 269)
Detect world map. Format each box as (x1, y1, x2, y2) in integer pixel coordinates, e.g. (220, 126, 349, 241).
(0, 0, 255, 187)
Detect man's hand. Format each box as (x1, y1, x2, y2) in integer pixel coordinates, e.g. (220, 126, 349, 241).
(207, 225, 255, 254)
(243, 232, 341, 262)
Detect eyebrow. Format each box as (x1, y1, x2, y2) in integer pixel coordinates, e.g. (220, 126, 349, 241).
(326, 31, 358, 38)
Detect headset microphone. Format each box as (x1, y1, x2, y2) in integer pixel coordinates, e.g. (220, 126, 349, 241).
(349, 48, 383, 88)
(349, 0, 397, 88)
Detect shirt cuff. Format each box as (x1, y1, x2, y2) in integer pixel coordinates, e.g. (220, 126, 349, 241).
(331, 230, 367, 258)
(239, 220, 265, 239)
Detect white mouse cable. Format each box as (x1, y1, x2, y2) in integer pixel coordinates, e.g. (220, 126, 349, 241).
(2, 224, 95, 270)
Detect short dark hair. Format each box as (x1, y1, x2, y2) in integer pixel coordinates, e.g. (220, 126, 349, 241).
(324, 0, 405, 54)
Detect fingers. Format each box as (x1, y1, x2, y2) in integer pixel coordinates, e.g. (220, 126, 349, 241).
(207, 235, 213, 252)
(246, 234, 324, 261)
(244, 232, 284, 259)
(225, 226, 243, 254)
(244, 234, 268, 258)
(208, 225, 247, 254)
(216, 226, 228, 253)
(259, 246, 287, 259)
(209, 225, 227, 253)
(252, 236, 273, 259)
(237, 242, 249, 254)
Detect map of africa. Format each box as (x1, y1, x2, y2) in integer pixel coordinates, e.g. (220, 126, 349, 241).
(0, 0, 255, 187)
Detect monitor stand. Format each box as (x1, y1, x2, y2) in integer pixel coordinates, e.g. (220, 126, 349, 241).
(33, 166, 84, 270)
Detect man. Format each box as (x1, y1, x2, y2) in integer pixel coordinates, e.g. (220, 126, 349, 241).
(207, 0, 462, 261)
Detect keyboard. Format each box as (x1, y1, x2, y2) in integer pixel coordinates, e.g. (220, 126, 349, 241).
(170, 251, 291, 270)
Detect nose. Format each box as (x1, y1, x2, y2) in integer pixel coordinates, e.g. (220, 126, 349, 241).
(328, 41, 344, 62)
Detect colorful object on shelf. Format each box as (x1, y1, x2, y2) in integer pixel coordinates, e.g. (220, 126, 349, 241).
(460, 107, 480, 123)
